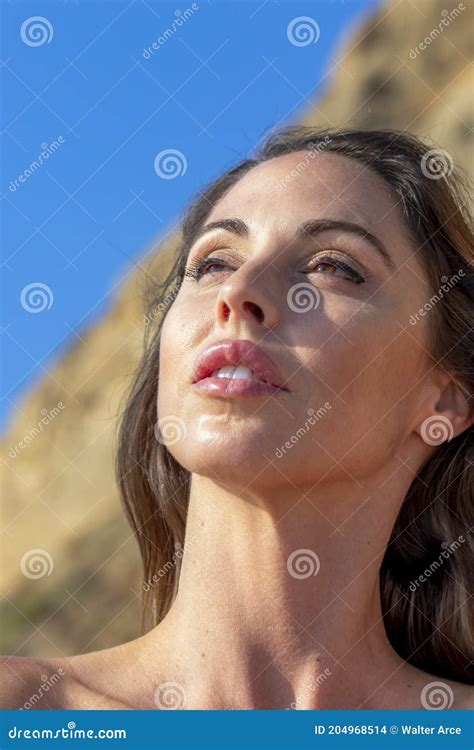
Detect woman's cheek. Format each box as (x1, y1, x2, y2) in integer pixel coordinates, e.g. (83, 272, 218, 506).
(306, 304, 407, 421)
(157, 296, 208, 417)
(157, 307, 183, 416)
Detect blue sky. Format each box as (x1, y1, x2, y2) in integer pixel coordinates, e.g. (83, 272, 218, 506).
(1, 0, 380, 434)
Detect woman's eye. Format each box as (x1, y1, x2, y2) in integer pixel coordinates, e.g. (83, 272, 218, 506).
(184, 257, 230, 281)
(184, 254, 365, 285)
(309, 256, 365, 285)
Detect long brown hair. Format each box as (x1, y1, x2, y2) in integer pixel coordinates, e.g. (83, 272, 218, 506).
(116, 127, 473, 684)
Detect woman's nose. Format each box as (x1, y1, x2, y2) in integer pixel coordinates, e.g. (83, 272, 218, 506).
(215, 269, 280, 330)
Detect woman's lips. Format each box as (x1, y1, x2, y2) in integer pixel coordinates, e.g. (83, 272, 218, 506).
(191, 338, 290, 399)
(192, 377, 284, 399)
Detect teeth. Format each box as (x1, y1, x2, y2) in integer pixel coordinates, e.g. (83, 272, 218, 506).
(211, 365, 264, 382)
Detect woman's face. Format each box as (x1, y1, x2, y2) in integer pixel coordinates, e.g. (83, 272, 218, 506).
(158, 151, 435, 490)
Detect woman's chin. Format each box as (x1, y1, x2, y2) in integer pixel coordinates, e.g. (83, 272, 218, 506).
(169, 434, 280, 482)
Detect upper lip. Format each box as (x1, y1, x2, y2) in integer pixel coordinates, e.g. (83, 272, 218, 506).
(191, 338, 289, 390)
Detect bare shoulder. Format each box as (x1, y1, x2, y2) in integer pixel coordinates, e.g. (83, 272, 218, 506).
(415, 669, 473, 710)
(377, 660, 473, 710)
(447, 680, 474, 709)
(0, 644, 136, 710)
(0, 655, 71, 710)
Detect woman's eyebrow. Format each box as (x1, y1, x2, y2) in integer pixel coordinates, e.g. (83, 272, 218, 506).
(297, 218, 397, 272)
(194, 217, 397, 272)
(193, 218, 248, 242)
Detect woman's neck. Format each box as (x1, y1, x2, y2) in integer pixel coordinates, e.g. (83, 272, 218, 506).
(144, 459, 418, 709)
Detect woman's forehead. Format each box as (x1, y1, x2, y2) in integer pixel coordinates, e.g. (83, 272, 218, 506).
(205, 151, 413, 261)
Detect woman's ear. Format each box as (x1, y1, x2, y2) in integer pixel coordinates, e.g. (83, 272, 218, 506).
(416, 375, 473, 446)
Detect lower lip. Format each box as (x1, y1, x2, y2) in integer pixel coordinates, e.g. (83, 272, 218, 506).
(191, 377, 286, 399)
